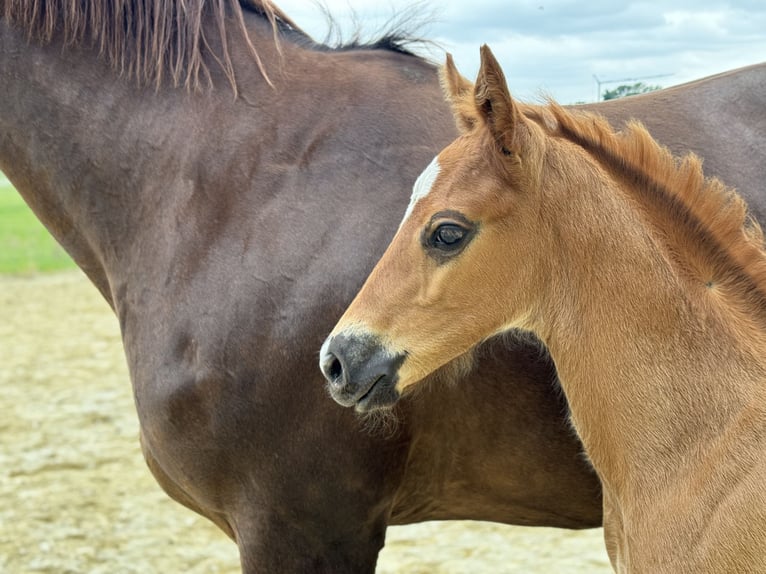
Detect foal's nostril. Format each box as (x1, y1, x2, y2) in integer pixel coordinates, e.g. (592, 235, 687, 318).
(327, 354, 343, 383)
(319, 333, 405, 410)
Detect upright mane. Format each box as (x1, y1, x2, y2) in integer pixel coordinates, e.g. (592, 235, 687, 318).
(305, 3, 435, 57)
(526, 103, 766, 322)
(0, 0, 300, 91)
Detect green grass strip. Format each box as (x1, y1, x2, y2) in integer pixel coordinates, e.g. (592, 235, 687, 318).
(0, 178, 76, 274)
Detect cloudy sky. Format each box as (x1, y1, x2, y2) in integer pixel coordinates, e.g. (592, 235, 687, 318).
(276, 0, 766, 104)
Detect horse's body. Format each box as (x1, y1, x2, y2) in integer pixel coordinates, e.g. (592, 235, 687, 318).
(1, 1, 764, 571)
(321, 47, 766, 572)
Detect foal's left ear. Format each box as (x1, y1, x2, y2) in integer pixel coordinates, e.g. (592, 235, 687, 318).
(441, 53, 477, 133)
(474, 45, 525, 156)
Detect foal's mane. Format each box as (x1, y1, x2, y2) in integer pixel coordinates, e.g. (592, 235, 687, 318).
(1, 0, 431, 93)
(526, 103, 766, 316)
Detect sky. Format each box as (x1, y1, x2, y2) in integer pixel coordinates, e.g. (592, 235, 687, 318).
(275, 0, 766, 104)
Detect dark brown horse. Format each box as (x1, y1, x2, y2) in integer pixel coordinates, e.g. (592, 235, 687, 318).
(1, 1, 763, 572)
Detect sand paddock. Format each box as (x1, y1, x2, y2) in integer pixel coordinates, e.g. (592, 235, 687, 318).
(0, 271, 610, 572)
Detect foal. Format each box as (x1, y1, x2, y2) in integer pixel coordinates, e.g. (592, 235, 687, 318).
(320, 46, 766, 572)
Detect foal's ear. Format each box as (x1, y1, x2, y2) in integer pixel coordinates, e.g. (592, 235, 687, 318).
(474, 45, 524, 156)
(440, 53, 478, 133)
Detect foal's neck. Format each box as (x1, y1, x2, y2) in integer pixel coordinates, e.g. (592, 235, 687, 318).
(538, 172, 765, 493)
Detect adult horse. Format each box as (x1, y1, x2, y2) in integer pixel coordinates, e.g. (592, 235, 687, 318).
(0, 0, 764, 571)
(319, 46, 766, 572)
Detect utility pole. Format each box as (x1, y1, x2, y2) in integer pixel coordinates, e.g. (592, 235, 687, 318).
(593, 73, 674, 101)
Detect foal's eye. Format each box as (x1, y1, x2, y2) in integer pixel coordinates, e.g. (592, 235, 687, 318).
(421, 211, 476, 262)
(430, 224, 467, 249)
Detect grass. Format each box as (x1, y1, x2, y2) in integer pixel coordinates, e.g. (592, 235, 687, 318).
(0, 177, 76, 274)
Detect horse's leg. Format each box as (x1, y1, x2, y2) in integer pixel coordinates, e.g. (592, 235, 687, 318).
(602, 487, 625, 571)
(144, 427, 388, 573)
(232, 507, 386, 574)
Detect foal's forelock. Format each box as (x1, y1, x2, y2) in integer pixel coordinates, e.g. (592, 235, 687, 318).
(0, 0, 299, 91)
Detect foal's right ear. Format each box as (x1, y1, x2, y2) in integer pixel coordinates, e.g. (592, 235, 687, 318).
(474, 45, 528, 158)
(440, 53, 478, 133)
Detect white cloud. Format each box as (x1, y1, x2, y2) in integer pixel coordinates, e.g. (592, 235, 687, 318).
(276, 0, 766, 103)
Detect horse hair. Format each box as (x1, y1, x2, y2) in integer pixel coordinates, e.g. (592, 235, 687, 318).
(303, 0, 437, 58)
(1, 0, 435, 93)
(1, 0, 294, 91)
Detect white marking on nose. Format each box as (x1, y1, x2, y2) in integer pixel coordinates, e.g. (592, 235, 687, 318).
(399, 156, 441, 228)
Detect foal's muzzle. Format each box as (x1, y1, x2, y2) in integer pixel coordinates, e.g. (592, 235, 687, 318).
(319, 331, 405, 412)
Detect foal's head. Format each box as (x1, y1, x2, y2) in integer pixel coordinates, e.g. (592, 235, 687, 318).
(320, 46, 556, 411)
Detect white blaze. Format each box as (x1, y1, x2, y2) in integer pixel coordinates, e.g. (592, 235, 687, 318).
(399, 156, 441, 228)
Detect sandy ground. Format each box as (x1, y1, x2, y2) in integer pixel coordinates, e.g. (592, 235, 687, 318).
(0, 270, 611, 573)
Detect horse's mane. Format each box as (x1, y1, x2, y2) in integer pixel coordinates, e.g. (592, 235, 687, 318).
(1, 0, 301, 91)
(303, 3, 435, 57)
(525, 102, 766, 321)
(0, 0, 432, 93)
